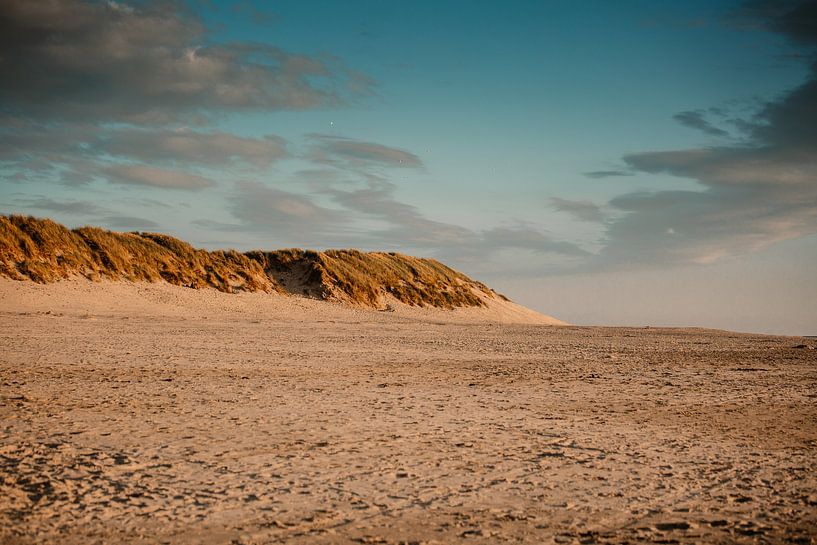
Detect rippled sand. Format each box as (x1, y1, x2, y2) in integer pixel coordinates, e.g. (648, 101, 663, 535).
(1, 280, 815, 544)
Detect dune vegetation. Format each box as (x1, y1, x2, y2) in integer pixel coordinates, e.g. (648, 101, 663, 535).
(0, 215, 502, 309)
(0, 215, 279, 293)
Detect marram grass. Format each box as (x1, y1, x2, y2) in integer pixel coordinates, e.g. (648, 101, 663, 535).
(0, 215, 504, 309)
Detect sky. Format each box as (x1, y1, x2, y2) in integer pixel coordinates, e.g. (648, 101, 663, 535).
(1, 0, 816, 335)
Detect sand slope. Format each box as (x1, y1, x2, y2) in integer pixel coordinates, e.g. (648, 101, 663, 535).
(0, 278, 565, 325)
(1, 280, 815, 545)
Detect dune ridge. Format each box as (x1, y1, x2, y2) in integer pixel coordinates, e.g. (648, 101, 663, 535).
(0, 215, 508, 310)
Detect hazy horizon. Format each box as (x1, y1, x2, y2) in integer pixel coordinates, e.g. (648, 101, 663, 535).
(1, 0, 816, 335)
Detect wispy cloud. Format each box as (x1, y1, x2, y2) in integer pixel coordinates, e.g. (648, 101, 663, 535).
(1, 124, 290, 189)
(102, 215, 160, 231)
(307, 134, 423, 169)
(96, 129, 289, 168)
(479, 226, 590, 257)
(672, 110, 730, 137)
(15, 196, 107, 216)
(583, 170, 634, 179)
(550, 197, 607, 223)
(214, 180, 350, 246)
(103, 165, 217, 191)
(325, 177, 472, 247)
(8, 196, 169, 232)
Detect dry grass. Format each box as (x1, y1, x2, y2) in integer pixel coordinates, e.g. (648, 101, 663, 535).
(0, 215, 278, 293)
(0, 215, 95, 282)
(317, 250, 496, 309)
(245, 248, 502, 308)
(1, 215, 503, 308)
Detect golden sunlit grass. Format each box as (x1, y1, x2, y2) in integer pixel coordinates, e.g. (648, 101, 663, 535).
(0, 215, 279, 293)
(318, 249, 496, 308)
(1, 215, 502, 308)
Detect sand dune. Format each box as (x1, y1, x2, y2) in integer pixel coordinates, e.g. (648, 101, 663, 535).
(0, 215, 516, 311)
(1, 279, 815, 544)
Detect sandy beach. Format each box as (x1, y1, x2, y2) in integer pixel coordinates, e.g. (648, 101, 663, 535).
(1, 279, 816, 544)
(4, 0, 817, 542)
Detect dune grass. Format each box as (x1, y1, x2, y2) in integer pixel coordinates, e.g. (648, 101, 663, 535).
(0, 215, 278, 293)
(317, 250, 494, 308)
(1, 215, 502, 308)
(245, 248, 500, 308)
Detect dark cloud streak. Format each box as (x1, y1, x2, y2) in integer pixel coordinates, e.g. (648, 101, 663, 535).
(550, 197, 607, 223)
(96, 129, 289, 168)
(103, 165, 217, 191)
(103, 215, 161, 230)
(14, 197, 106, 216)
(307, 134, 423, 170)
(672, 110, 730, 137)
(583, 170, 634, 179)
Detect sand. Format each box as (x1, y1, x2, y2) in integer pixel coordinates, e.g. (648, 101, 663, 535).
(1, 278, 816, 544)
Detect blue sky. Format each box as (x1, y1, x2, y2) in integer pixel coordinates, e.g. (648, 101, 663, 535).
(2, 0, 816, 334)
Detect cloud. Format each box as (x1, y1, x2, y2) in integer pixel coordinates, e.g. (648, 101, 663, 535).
(15, 196, 107, 215)
(581, 0, 817, 268)
(0, 0, 370, 193)
(601, 187, 817, 265)
(229, 1, 277, 25)
(220, 181, 349, 245)
(7, 196, 166, 232)
(550, 197, 607, 223)
(0, 123, 289, 189)
(0, 0, 371, 124)
(96, 129, 288, 168)
(327, 178, 472, 247)
(673, 110, 730, 137)
(750, 78, 817, 148)
(102, 215, 160, 230)
(583, 170, 634, 179)
(730, 1, 817, 46)
(119, 197, 177, 210)
(103, 165, 217, 190)
(308, 134, 423, 169)
(624, 147, 817, 186)
(234, 181, 339, 224)
(479, 226, 590, 257)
